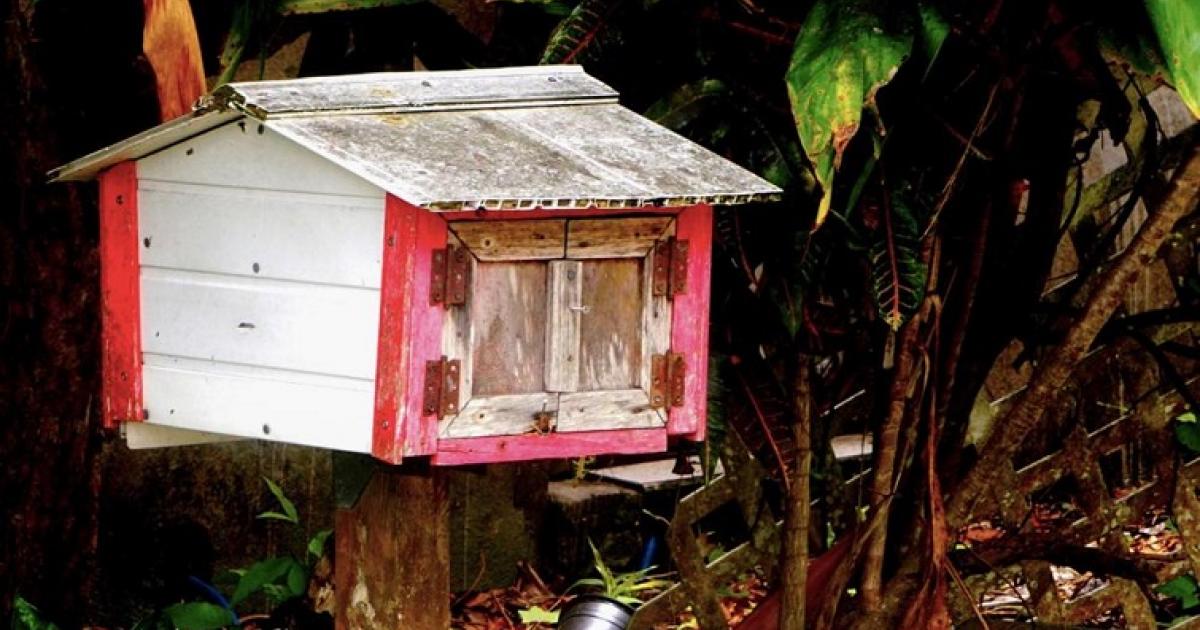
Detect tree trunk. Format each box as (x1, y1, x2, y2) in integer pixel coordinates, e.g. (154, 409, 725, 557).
(0, 0, 154, 621)
(780, 355, 812, 629)
(335, 464, 451, 629)
(947, 146, 1200, 528)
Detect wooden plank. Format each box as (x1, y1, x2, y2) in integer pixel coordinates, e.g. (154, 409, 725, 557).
(469, 261, 548, 395)
(373, 196, 448, 463)
(142, 353, 374, 453)
(138, 181, 385, 288)
(667, 205, 712, 440)
(335, 466, 449, 630)
(590, 456, 714, 491)
(566, 216, 673, 258)
(138, 119, 383, 198)
(450, 219, 565, 260)
(433, 427, 668, 466)
(141, 267, 380, 379)
(544, 260, 582, 392)
(437, 206, 679, 222)
(440, 392, 559, 438)
(579, 259, 643, 390)
(440, 234, 474, 411)
(99, 161, 143, 428)
(557, 389, 665, 432)
(641, 243, 673, 393)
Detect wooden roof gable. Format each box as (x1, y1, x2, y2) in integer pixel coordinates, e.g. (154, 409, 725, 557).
(51, 66, 781, 210)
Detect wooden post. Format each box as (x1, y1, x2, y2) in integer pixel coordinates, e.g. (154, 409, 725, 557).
(334, 463, 450, 629)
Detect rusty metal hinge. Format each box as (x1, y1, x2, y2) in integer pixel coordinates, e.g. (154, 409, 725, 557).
(650, 352, 686, 409)
(652, 237, 689, 298)
(430, 245, 469, 306)
(423, 356, 461, 418)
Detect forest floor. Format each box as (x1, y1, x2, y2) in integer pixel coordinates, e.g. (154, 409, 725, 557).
(447, 499, 1190, 630)
(449, 562, 769, 630)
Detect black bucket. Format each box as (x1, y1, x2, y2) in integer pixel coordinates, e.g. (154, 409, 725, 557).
(557, 595, 634, 630)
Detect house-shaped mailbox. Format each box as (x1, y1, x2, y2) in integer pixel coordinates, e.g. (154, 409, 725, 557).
(53, 66, 780, 465)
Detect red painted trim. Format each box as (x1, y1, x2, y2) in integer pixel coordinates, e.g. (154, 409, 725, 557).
(436, 206, 679, 223)
(372, 195, 447, 464)
(668, 205, 713, 441)
(432, 428, 668, 466)
(98, 161, 143, 429)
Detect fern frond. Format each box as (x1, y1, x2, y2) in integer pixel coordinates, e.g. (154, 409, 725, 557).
(540, 0, 623, 65)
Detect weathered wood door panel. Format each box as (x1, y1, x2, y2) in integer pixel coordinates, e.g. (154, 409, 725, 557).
(578, 258, 643, 391)
(451, 219, 566, 260)
(557, 389, 662, 431)
(565, 216, 672, 258)
(544, 260, 583, 392)
(468, 261, 547, 395)
(438, 217, 675, 440)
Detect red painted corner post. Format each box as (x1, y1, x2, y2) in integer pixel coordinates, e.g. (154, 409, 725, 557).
(98, 161, 143, 429)
(432, 428, 668, 466)
(668, 204, 713, 441)
(372, 195, 447, 464)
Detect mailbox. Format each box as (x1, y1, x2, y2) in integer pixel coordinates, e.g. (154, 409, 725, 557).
(52, 66, 779, 465)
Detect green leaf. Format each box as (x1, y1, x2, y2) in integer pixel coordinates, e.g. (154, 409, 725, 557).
(786, 0, 914, 227)
(215, 0, 259, 87)
(262, 583, 292, 607)
(868, 188, 926, 329)
(215, 568, 245, 587)
(231, 556, 298, 605)
(1145, 0, 1200, 117)
(256, 511, 296, 522)
(163, 603, 233, 630)
(518, 606, 561, 624)
(916, 2, 949, 65)
(307, 529, 333, 559)
(586, 539, 617, 594)
(286, 562, 309, 599)
(1159, 575, 1200, 609)
(260, 477, 299, 523)
(540, 0, 622, 65)
(11, 596, 59, 630)
(1176, 420, 1200, 454)
(625, 578, 673, 591)
(1180, 412, 1198, 423)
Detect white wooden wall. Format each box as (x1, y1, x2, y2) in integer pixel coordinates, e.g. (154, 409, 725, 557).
(135, 120, 386, 452)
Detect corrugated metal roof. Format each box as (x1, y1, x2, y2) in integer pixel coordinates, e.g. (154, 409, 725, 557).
(50, 66, 781, 209)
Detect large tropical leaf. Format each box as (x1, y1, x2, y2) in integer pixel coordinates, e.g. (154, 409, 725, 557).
(786, 0, 913, 228)
(540, 0, 622, 65)
(143, 0, 206, 120)
(1144, 0, 1200, 117)
(868, 190, 925, 330)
